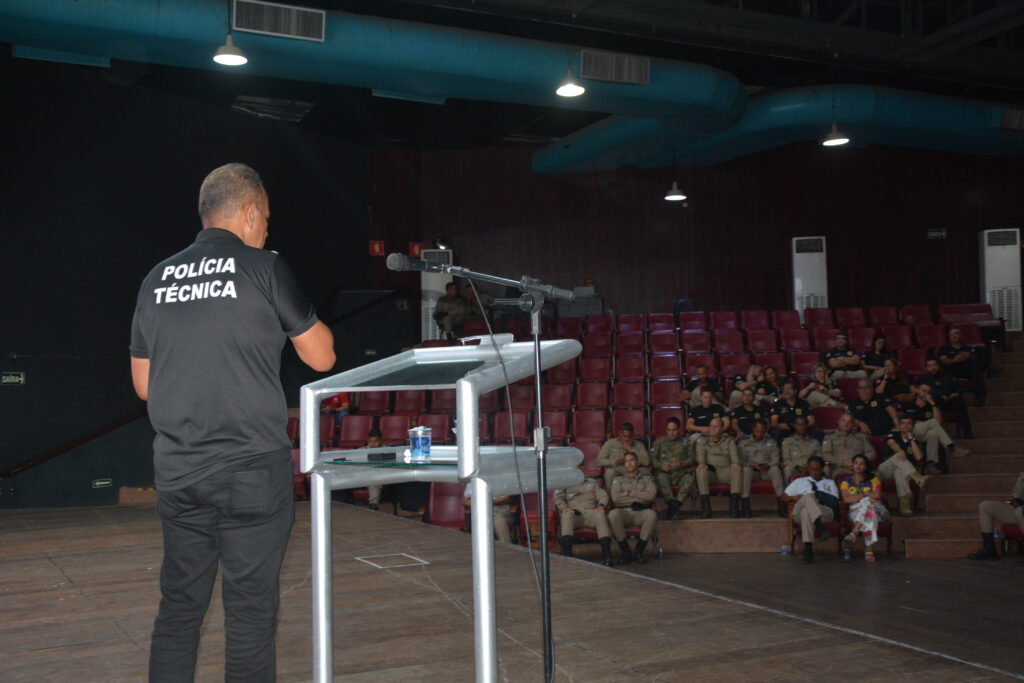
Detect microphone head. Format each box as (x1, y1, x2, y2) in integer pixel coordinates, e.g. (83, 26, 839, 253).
(386, 252, 408, 272)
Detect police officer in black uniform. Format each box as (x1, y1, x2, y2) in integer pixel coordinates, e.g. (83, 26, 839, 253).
(938, 327, 989, 406)
(131, 163, 336, 682)
(848, 379, 899, 436)
(686, 388, 731, 442)
(919, 356, 973, 439)
(770, 381, 821, 442)
(730, 387, 767, 436)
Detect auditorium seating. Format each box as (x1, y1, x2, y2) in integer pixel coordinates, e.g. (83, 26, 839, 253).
(428, 482, 467, 531)
(650, 355, 681, 382)
(900, 304, 932, 326)
(651, 408, 685, 438)
(740, 309, 769, 330)
(683, 353, 715, 378)
(541, 410, 569, 444)
(780, 328, 811, 352)
(678, 311, 706, 331)
(507, 384, 535, 413)
(880, 325, 914, 350)
(812, 327, 840, 351)
(719, 353, 751, 378)
(379, 415, 412, 445)
(835, 307, 866, 329)
(554, 317, 582, 339)
(772, 310, 801, 330)
(586, 314, 613, 335)
(648, 331, 679, 355)
(649, 381, 682, 408)
(680, 329, 711, 353)
(337, 415, 373, 448)
(546, 358, 577, 384)
(710, 311, 737, 330)
(393, 390, 427, 416)
(713, 329, 744, 354)
(746, 328, 778, 353)
(580, 358, 612, 383)
(431, 389, 457, 413)
(575, 382, 609, 410)
(541, 384, 573, 412)
(804, 308, 834, 329)
(356, 390, 391, 415)
(611, 409, 647, 439)
(847, 326, 876, 351)
(615, 356, 648, 383)
(571, 409, 607, 442)
(581, 333, 613, 358)
(615, 332, 646, 357)
(612, 382, 646, 409)
(616, 313, 644, 334)
(868, 306, 899, 327)
(417, 413, 451, 443)
(493, 412, 529, 444)
(647, 313, 675, 332)
(914, 323, 947, 349)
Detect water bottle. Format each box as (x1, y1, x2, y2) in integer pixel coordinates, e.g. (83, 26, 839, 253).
(993, 528, 1000, 544)
(843, 548, 852, 561)
(408, 426, 432, 464)
(658, 547, 664, 559)
(781, 545, 788, 556)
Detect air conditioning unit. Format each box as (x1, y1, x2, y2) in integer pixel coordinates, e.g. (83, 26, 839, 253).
(979, 228, 1022, 332)
(420, 248, 454, 341)
(791, 236, 828, 323)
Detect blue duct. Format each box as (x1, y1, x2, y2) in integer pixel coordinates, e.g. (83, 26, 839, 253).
(0, 0, 746, 124)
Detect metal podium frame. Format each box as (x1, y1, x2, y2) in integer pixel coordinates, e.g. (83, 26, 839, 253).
(300, 335, 583, 682)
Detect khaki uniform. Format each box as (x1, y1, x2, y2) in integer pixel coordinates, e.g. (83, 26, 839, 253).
(650, 435, 696, 503)
(696, 435, 741, 495)
(876, 453, 917, 497)
(608, 472, 657, 541)
(781, 434, 822, 481)
(434, 294, 467, 334)
(978, 472, 1024, 533)
(463, 485, 512, 543)
(596, 437, 650, 490)
(821, 431, 873, 478)
(739, 436, 783, 497)
(554, 478, 612, 538)
(907, 403, 954, 464)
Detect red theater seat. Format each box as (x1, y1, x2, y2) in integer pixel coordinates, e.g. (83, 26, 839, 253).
(616, 356, 648, 383)
(813, 327, 840, 351)
(541, 384, 573, 412)
(804, 308, 834, 329)
(546, 358, 577, 384)
(678, 311, 707, 331)
(649, 381, 682, 408)
(379, 414, 413, 445)
(571, 410, 607, 443)
(789, 352, 820, 377)
(740, 310, 770, 330)
(713, 329, 744, 355)
(393, 390, 427, 416)
(612, 382, 647, 409)
(781, 328, 811, 352)
(772, 310, 802, 330)
(900, 305, 932, 326)
(835, 307, 866, 329)
(647, 313, 675, 332)
(914, 324, 947, 349)
(580, 358, 612, 383)
(575, 382, 609, 411)
(648, 331, 679, 355)
(417, 413, 451, 443)
(650, 355, 681, 382)
(746, 328, 778, 353)
(586, 314, 613, 335)
(582, 333, 613, 358)
(428, 482, 467, 532)
(356, 390, 391, 415)
(616, 314, 644, 334)
(431, 389, 456, 414)
(719, 353, 751, 378)
(880, 325, 913, 350)
(710, 311, 738, 330)
(847, 327, 877, 352)
(555, 317, 582, 339)
(615, 332, 646, 357)
(336, 414, 373, 448)
(868, 306, 899, 327)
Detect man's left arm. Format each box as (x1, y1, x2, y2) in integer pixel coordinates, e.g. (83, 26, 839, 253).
(130, 357, 150, 401)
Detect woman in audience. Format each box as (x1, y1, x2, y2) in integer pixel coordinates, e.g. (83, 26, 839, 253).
(755, 365, 785, 407)
(874, 358, 915, 403)
(862, 333, 896, 381)
(799, 363, 845, 407)
(840, 453, 889, 562)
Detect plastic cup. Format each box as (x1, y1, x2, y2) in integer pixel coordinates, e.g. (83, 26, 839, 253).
(409, 426, 432, 464)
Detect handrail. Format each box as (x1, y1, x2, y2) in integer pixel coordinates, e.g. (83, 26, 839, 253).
(1, 407, 148, 478)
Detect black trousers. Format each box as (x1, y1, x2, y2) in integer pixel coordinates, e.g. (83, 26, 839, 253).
(940, 395, 974, 438)
(149, 453, 294, 683)
(948, 357, 987, 400)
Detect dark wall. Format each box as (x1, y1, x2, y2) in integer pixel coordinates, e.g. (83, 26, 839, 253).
(0, 55, 373, 472)
(371, 144, 1024, 315)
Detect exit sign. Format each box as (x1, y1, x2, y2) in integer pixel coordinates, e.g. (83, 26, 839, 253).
(1, 371, 25, 386)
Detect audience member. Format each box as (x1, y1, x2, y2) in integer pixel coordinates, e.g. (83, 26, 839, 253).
(680, 363, 725, 408)
(939, 327, 988, 406)
(740, 420, 785, 517)
(755, 365, 785, 407)
(608, 452, 658, 564)
(799, 363, 844, 407)
(861, 333, 896, 381)
(874, 358, 915, 403)
(696, 417, 742, 519)
(821, 413, 872, 479)
(462, 483, 514, 544)
(434, 282, 467, 340)
(781, 415, 822, 481)
(967, 471, 1024, 561)
(554, 470, 614, 566)
(901, 382, 970, 474)
(840, 453, 889, 562)
(781, 456, 839, 564)
(730, 388, 768, 437)
(364, 428, 384, 511)
(463, 283, 494, 320)
(824, 332, 867, 379)
(848, 379, 898, 435)
(879, 416, 929, 516)
(596, 422, 650, 490)
(771, 381, 821, 442)
(649, 417, 695, 521)
(320, 391, 350, 429)
(687, 389, 731, 442)
(919, 357, 974, 439)
(727, 363, 763, 410)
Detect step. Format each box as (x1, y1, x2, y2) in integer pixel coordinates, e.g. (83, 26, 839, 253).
(951, 453, 1024, 472)
(660, 517, 789, 553)
(985, 377, 1022, 393)
(118, 487, 157, 505)
(926, 472, 1020, 493)
(951, 439, 1024, 456)
(970, 406, 1024, 421)
(890, 513, 978, 552)
(973, 421, 1024, 438)
(904, 537, 978, 559)
(926, 492, 996, 513)
(984, 391, 1024, 407)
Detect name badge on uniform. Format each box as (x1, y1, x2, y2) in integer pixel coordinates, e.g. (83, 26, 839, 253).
(796, 408, 803, 415)
(870, 401, 877, 407)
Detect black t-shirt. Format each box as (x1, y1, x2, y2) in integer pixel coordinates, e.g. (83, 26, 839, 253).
(690, 404, 728, 428)
(686, 377, 722, 395)
(938, 344, 976, 364)
(731, 405, 766, 435)
(823, 347, 861, 369)
(756, 380, 783, 399)
(918, 372, 958, 403)
(863, 350, 896, 368)
(130, 228, 318, 490)
(875, 376, 911, 400)
(771, 398, 812, 427)
(884, 431, 919, 459)
(901, 401, 937, 423)
(849, 396, 893, 435)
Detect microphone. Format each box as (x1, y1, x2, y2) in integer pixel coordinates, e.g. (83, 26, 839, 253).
(386, 252, 444, 273)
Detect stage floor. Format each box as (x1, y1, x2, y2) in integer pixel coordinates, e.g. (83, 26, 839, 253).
(1, 503, 1021, 681)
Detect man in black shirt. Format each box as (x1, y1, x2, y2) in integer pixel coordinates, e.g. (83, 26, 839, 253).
(848, 379, 898, 436)
(680, 363, 724, 409)
(770, 381, 821, 442)
(131, 164, 336, 681)
(902, 383, 970, 474)
(727, 363, 762, 410)
(687, 388, 731, 442)
(823, 332, 867, 380)
(730, 388, 767, 437)
(919, 356, 973, 439)
(938, 327, 988, 406)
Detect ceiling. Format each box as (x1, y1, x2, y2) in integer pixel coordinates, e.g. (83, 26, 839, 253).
(5, 0, 1024, 152)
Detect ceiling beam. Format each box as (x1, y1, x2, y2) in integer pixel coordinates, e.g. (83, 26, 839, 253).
(913, 0, 1024, 62)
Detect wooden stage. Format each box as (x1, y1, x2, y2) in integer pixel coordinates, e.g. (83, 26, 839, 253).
(2, 503, 1021, 681)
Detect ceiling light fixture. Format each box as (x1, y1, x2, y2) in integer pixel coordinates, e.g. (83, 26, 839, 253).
(821, 122, 850, 147)
(664, 180, 687, 201)
(214, 34, 247, 66)
(556, 67, 585, 97)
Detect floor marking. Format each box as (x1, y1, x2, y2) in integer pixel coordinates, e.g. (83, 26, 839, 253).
(354, 553, 430, 569)
(625, 570, 1024, 680)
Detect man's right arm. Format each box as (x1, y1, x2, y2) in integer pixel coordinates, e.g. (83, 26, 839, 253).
(291, 321, 336, 371)
(130, 357, 150, 401)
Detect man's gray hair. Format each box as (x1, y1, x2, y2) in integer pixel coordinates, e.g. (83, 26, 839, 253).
(198, 163, 264, 220)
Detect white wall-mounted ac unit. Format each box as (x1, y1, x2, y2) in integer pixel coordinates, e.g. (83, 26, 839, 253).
(420, 248, 454, 341)
(979, 228, 1022, 332)
(791, 236, 828, 322)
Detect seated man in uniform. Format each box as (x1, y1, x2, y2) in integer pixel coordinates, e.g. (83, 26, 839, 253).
(680, 363, 725, 409)
(364, 428, 385, 511)
(696, 417, 742, 519)
(740, 419, 785, 517)
(879, 416, 929, 516)
(463, 283, 495, 320)
(780, 455, 840, 564)
(848, 379, 898, 436)
(320, 391, 350, 429)
(554, 469, 614, 566)
(687, 388, 731, 443)
(967, 471, 1024, 561)
(730, 387, 768, 437)
(463, 482, 515, 544)
(434, 281, 467, 340)
(781, 415, 822, 482)
(727, 363, 763, 410)
(901, 382, 970, 475)
(938, 327, 988, 406)
(770, 381, 821, 442)
(824, 332, 867, 380)
(821, 413, 873, 479)
(607, 452, 658, 564)
(596, 422, 650, 490)
(919, 356, 974, 439)
(649, 417, 695, 521)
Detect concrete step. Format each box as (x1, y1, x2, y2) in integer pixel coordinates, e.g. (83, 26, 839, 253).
(985, 377, 1022, 393)
(951, 439, 1024, 456)
(970, 406, 1024, 421)
(951, 453, 1024, 472)
(904, 537, 978, 559)
(984, 391, 1024, 407)
(926, 492, 996, 513)
(973, 421, 1024, 438)
(567, 517, 791, 556)
(926, 472, 1020, 493)
(890, 513, 977, 553)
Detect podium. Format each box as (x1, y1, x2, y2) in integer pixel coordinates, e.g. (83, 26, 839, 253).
(300, 335, 584, 682)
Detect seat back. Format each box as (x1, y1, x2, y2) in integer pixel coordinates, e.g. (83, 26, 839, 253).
(812, 406, 844, 432)
(319, 414, 336, 447)
(746, 328, 778, 353)
(571, 410, 608, 442)
(615, 332, 646, 357)
(709, 311, 737, 330)
(586, 314, 613, 335)
(813, 327, 840, 351)
(772, 310, 802, 330)
(416, 413, 451, 443)
(719, 353, 751, 378)
(541, 384, 573, 412)
(611, 409, 647, 439)
(754, 352, 787, 375)
(649, 381, 682, 408)
(680, 330, 711, 353)
(494, 412, 529, 444)
(898, 347, 929, 376)
(337, 414, 373, 448)
(582, 333, 613, 358)
(575, 382, 609, 410)
(462, 319, 490, 336)
(615, 356, 648, 383)
(580, 357, 612, 382)
(914, 323, 947, 349)
(868, 306, 899, 327)
(478, 390, 499, 412)
(428, 482, 467, 531)
(612, 382, 647, 409)
(573, 441, 603, 476)
(379, 414, 412, 445)
(356, 390, 391, 415)
(804, 308, 834, 329)
(789, 351, 820, 377)
(683, 353, 716, 378)
(678, 311, 707, 331)
(880, 325, 913, 350)
(508, 384, 536, 413)
(900, 305, 932, 326)
(713, 329, 744, 354)
(393, 389, 427, 415)
(648, 330, 679, 355)
(847, 326, 877, 352)
(835, 307, 866, 329)
(740, 310, 769, 330)
(555, 317, 582, 339)
(546, 358, 577, 383)
(781, 328, 811, 352)
(431, 388, 456, 413)
(647, 313, 675, 332)
(540, 410, 569, 444)
(616, 314, 644, 334)
(650, 354, 682, 381)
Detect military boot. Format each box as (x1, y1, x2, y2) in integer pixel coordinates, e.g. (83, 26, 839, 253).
(899, 494, 914, 516)
(802, 541, 814, 564)
(967, 533, 1000, 560)
(599, 538, 614, 567)
(778, 500, 787, 518)
(666, 499, 683, 521)
(700, 495, 713, 519)
(618, 540, 633, 565)
(729, 494, 741, 519)
(633, 539, 648, 564)
(741, 497, 753, 518)
(559, 535, 573, 557)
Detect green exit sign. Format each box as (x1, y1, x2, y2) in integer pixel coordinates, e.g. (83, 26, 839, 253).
(1, 371, 25, 386)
